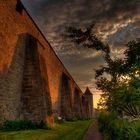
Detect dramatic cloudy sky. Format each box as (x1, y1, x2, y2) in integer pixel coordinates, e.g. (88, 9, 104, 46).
(22, 0, 140, 108)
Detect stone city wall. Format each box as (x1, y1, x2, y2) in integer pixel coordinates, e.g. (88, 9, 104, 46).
(0, 0, 93, 121)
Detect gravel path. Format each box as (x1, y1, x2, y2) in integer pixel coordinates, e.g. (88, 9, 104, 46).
(83, 121, 103, 140)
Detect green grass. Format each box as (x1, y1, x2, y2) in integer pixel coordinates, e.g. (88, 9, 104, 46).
(0, 120, 93, 140)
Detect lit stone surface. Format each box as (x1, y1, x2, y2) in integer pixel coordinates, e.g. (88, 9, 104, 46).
(0, 0, 93, 121)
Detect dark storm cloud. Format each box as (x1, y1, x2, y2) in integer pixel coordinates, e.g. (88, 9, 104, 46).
(94, 0, 140, 19)
(23, 0, 140, 21)
(109, 20, 140, 45)
(22, 0, 140, 96)
(22, 0, 140, 47)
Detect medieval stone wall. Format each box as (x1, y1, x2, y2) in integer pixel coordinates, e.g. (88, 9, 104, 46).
(21, 34, 51, 121)
(0, 0, 93, 121)
(0, 34, 26, 120)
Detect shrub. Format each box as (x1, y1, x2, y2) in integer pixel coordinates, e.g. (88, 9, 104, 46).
(0, 120, 48, 131)
(125, 119, 140, 140)
(37, 120, 48, 129)
(54, 117, 65, 124)
(98, 111, 140, 140)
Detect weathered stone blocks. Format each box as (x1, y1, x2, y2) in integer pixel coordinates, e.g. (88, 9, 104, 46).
(0, 0, 93, 123)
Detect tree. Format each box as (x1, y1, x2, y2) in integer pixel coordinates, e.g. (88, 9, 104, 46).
(65, 24, 140, 117)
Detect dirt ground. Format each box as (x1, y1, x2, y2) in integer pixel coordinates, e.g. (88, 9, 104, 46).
(83, 121, 103, 140)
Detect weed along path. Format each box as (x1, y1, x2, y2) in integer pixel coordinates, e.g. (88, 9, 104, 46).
(83, 121, 103, 140)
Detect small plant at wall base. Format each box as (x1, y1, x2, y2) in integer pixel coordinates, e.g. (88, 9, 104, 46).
(0, 120, 48, 131)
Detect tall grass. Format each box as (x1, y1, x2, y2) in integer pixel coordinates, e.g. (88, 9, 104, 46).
(98, 111, 140, 140)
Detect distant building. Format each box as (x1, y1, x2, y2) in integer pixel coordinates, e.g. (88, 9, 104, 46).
(84, 87, 93, 118)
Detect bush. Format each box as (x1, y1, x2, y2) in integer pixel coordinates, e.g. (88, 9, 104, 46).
(0, 120, 48, 131)
(125, 119, 140, 140)
(54, 117, 65, 124)
(98, 111, 140, 140)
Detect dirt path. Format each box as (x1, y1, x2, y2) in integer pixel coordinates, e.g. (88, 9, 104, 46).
(83, 121, 103, 140)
